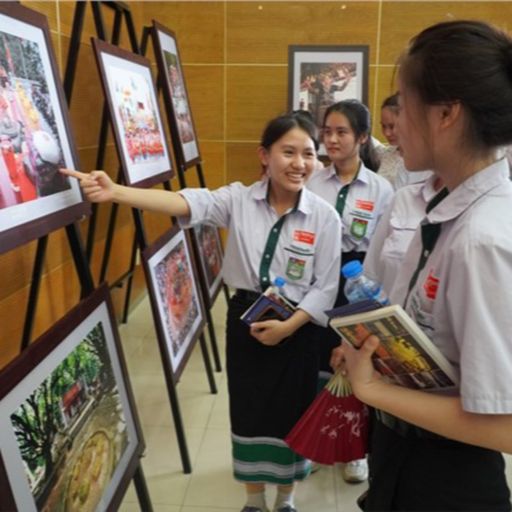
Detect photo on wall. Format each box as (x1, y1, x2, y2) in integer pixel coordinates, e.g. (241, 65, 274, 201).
(152, 21, 201, 169)
(0, 285, 143, 512)
(143, 225, 206, 383)
(92, 38, 173, 188)
(0, 3, 88, 254)
(288, 45, 369, 155)
(192, 224, 224, 308)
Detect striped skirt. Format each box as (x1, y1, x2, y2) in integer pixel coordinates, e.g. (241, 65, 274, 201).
(226, 292, 323, 485)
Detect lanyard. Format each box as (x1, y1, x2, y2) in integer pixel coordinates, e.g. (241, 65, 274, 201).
(404, 187, 449, 308)
(335, 167, 359, 217)
(259, 200, 299, 291)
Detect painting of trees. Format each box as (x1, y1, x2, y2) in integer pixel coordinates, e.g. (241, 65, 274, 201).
(9, 322, 118, 498)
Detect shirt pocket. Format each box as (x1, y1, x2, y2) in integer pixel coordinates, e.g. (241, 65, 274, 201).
(383, 215, 418, 261)
(282, 243, 315, 288)
(345, 209, 376, 243)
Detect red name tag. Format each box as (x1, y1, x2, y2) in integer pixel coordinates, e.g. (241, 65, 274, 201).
(294, 230, 315, 245)
(355, 199, 375, 211)
(423, 270, 440, 300)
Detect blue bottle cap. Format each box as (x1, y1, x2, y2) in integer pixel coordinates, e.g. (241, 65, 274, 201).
(341, 260, 363, 279)
(274, 276, 286, 288)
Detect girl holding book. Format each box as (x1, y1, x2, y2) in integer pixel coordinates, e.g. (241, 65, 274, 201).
(306, 99, 393, 483)
(62, 112, 341, 512)
(332, 20, 512, 511)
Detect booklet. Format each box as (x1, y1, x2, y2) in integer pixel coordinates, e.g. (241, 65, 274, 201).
(240, 288, 296, 325)
(326, 301, 459, 391)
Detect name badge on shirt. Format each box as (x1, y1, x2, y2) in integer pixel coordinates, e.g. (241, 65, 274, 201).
(286, 256, 306, 280)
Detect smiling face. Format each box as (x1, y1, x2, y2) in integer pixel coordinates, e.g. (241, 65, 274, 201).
(258, 126, 316, 198)
(323, 111, 366, 169)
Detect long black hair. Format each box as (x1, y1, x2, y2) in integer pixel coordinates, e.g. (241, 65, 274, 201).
(323, 99, 380, 171)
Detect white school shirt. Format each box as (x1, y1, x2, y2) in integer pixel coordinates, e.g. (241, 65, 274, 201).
(306, 162, 394, 253)
(364, 176, 439, 296)
(178, 179, 341, 325)
(389, 158, 512, 413)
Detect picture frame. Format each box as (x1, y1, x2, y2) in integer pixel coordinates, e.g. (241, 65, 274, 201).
(92, 37, 174, 188)
(191, 224, 224, 309)
(142, 225, 206, 383)
(288, 45, 369, 155)
(151, 21, 201, 171)
(0, 3, 89, 255)
(0, 284, 144, 512)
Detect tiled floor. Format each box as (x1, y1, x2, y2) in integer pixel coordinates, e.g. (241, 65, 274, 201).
(118, 294, 512, 512)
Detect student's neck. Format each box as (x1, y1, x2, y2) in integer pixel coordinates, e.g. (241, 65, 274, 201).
(334, 158, 360, 185)
(268, 184, 299, 217)
(435, 151, 497, 191)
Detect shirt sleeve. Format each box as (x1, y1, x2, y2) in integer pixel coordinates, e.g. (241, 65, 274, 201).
(178, 183, 240, 229)
(446, 238, 512, 414)
(364, 195, 395, 285)
(297, 210, 342, 326)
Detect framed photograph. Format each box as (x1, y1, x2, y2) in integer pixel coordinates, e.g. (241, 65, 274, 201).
(151, 21, 201, 170)
(92, 38, 174, 188)
(0, 284, 144, 512)
(0, 4, 88, 255)
(191, 224, 224, 308)
(288, 45, 369, 154)
(142, 225, 206, 383)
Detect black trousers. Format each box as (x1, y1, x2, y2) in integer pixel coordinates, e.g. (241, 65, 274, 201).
(363, 419, 511, 511)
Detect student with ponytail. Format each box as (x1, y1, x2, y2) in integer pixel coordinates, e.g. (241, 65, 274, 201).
(332, 20, 512, 510)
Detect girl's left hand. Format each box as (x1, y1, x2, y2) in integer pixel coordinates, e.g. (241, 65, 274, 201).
(330, 335, 383, 401)
(250, 319, 291, 346)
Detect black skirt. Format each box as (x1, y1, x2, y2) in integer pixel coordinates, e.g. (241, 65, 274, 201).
(226, 292, 322, 438)
(364, 419, 511, 511)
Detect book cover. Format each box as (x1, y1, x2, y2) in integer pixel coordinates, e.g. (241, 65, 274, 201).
(327, 303, 459, 391)
(240, 288, 296, 325)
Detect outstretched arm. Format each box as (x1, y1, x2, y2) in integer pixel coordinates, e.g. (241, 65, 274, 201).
(61, 168, 190, 217)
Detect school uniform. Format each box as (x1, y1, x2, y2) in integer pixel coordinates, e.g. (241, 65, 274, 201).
(364, 176, 440, 296)
(178, 179, 341, 485)
(365, 158, 512, 511)
(307, 162, 393, 385)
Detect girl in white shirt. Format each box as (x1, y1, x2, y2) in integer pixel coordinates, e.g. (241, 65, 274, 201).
(62, 113, 341, 512)
(332, 20, 512, 511)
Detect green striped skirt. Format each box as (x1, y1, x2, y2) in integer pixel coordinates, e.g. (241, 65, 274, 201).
(226, 293, 323, 485)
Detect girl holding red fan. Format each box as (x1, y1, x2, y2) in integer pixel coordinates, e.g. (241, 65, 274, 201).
(332, 20, 512, 511)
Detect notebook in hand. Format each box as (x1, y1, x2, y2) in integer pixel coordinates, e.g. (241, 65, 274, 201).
(240, 288, 296, 325)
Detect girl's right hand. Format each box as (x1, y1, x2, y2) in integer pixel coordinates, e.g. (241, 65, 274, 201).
(60, 168, 115, 203)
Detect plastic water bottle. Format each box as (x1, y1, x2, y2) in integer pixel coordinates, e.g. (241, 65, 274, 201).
(271, 276, 286, 296)
(342, 260, 390, 305)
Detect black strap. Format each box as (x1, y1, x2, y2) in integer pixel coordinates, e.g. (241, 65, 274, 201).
(258, 195, 299, 291)
(335, 168, 359, 217)
(404, 187, 449, 307)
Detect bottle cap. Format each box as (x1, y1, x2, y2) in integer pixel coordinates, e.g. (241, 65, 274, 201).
(341, 260, 363, 279)
(273, 276, 286, 288)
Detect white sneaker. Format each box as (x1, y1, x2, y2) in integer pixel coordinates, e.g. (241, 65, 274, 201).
(341, 458, 368, 483)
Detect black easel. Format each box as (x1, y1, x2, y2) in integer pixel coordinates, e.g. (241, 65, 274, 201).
(64, 1, 217, 475)
(133, 24, 227, 374)
(62, 1, 153, 507)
